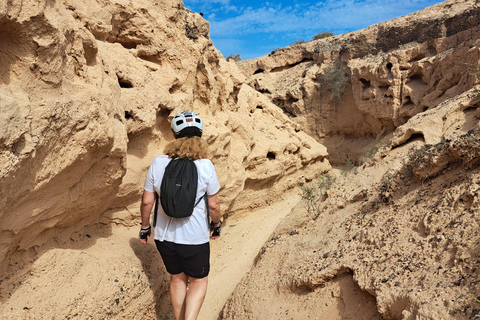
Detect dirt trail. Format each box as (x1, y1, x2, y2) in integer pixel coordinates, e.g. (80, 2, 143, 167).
(201, 192, 302, 319)
(0, 192, 301, 320)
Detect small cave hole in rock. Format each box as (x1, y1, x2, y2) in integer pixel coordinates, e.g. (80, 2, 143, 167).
(254, 69, 265, 75)
(386, 62, 393, 72)
(118, 77, 134, 88)
(392, 133, 425, 151)
(409, 53, 426, 63)
(409, 74, 424, 83)
(462, 105, 479, 117)
(267, 152, 276, 160)
(169, 83, 182, 94)
(158, 108, 170, 120)
(124, 111, 134, 120)
(120, 42, 138, 49)
(251, 106, 263, 113)
(360, 78, 371, 89)
(403, 96, 413, 106)
(407, 132, 425, 143)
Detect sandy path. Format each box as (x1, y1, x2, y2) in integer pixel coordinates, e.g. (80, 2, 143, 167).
(200, 193, 301, 319)
(0, 193, 301, 320)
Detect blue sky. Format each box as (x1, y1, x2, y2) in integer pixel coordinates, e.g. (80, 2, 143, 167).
(182, 0, 445, 60)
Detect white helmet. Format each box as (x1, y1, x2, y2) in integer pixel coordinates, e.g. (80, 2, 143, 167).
(171, 111, 203, 138)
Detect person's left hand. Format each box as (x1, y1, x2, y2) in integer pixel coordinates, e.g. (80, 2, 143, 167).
(139, 225, 151, 244)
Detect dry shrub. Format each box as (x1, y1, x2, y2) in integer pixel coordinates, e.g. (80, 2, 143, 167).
(319, 64, 349, 100)
(312, 32, 334, 40)
(226, 54, 242, 62)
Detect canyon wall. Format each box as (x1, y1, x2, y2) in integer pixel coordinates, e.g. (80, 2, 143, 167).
(1, 0, 480, 319)
(237, 0, 480, 163)
(0, 0, 329, 275)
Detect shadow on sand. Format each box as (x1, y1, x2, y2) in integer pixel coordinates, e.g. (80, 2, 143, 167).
(130, 237, 175, 320)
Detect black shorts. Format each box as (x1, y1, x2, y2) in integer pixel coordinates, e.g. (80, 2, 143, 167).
(155, 240, 210, 278)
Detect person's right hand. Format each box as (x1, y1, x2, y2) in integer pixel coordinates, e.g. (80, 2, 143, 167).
(210, 221, 222, 239)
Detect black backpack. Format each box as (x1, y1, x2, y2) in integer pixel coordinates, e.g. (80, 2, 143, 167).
(153, 157, 205, 225)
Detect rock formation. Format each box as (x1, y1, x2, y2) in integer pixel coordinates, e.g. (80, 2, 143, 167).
(222, 91, 480, 320)
(1, 0, 480, 319)
(220, 0, 480, 318)
(0, 0, 329, 277)
(237, 0, 480, 163)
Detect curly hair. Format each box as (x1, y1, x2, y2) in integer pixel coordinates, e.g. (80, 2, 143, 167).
(164, 136, 210, 160)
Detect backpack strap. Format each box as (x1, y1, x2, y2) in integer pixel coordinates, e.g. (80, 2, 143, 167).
(204, 193, 209, 216)
(194, 193, 207, 208)
(154, 156, 173, 227)
(153, 192, 159, 227)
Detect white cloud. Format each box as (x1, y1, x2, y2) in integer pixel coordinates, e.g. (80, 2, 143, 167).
(208, 0, 442, 37)
(185, 0, 444, 59)
(223, 5, 239, 13)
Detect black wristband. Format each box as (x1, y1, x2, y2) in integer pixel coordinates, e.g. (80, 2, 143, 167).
(210, 220, 222, 229)
(139, 225, 152, 239)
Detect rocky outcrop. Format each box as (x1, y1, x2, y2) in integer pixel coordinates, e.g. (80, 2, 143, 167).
(219, 0, 480, 318)
(1, 0, 480, 319)
(237, 0, 480, 163)
(221, 91, 480, 320)
(0, 0, 329, 275)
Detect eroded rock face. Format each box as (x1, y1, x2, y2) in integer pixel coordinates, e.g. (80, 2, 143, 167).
(0, 0, 129, 271)
(237, 0, 480, 163)
(221, 102, 480, 320)
(1, 0, 480, 319)
(0, 0, 329, 274)
(220, 1, 480, 318)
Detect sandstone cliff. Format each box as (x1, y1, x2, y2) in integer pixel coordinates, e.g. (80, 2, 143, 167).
(0, 0, 329, 277)
(237, 0, 480, 163)
(221, 1, 480, 319)
(0, 0, 480, 319)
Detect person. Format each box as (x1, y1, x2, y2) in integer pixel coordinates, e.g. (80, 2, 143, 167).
(139, 111, 222, 320)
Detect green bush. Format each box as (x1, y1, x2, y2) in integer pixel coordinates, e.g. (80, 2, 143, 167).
(319, 64, 349, 100)
(360, 141, 380, 164)
(300, 172, 336, 214)
(341, 158, 358, 176)
(312, 32, 334, 40)
(316, 172, 336, 189)
(226, 54, 242, 62)
(291, 39, 306, 46)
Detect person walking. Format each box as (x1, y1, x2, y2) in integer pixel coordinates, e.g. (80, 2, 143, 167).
(139, 111, 222, 320)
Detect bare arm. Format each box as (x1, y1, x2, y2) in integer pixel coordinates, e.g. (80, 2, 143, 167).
(140, 191, 155, 243)
(207, 193, 221, 224)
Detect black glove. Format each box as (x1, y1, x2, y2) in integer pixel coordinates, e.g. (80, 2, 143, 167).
(210, 220, 222, 238)
(139, 225, 151, 240)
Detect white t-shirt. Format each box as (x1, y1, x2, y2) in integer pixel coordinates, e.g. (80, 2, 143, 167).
(143, 155, 220, 245)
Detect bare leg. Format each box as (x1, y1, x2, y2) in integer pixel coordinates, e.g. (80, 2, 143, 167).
(184, 276, 208, 320)
(170, 273, 188, 320)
